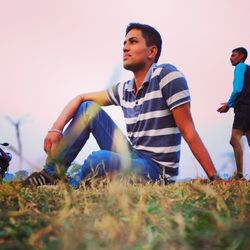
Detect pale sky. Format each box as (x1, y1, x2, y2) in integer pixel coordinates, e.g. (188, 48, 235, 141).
(0, 0, 250, 179)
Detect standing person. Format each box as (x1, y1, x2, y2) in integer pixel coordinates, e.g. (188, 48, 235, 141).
(26, 23, 219, 188)
(217, 47, 250, 180)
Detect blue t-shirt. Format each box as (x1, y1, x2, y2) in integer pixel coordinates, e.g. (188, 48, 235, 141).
(106, 63, 191, 171)
(227, 62, 247, 108)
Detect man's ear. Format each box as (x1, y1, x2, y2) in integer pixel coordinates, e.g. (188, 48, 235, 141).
(148, 45, 158, 60)
(239, 53, 245, 62)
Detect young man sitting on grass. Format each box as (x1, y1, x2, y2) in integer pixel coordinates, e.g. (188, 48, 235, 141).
(26, 23, 220, 188)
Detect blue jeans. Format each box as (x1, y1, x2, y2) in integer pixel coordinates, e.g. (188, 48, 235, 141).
(44, 101, 162, 188)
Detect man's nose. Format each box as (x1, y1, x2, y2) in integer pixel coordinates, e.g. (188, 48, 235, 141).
(123, 43, 129, 52)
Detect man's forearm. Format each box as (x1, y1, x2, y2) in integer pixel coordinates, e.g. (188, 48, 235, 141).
(184, 131, 217, 178)
(51, 95, 84, 131)
(51, 91, 111, 131)
(171, 103, 218, 179)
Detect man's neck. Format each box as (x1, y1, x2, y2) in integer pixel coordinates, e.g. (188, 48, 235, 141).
(236, 60, 245, 66)
(133, 63, 153, 94)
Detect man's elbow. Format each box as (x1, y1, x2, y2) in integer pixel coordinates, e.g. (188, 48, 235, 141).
(182, 129, 199, 145)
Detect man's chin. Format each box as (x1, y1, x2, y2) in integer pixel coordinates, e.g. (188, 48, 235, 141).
(123, 64, 133, 71)
(123, 63, 143, 72)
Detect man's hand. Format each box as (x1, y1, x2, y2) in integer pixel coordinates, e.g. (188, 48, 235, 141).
(44, 131, 62, 153)
(217, 103, 229, 113)
(42, 91, 111, 154)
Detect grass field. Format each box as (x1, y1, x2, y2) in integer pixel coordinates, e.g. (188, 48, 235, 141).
(0, 177, 249, 250)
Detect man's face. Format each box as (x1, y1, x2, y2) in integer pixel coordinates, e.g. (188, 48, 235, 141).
(123, 29, 153, 71)
(230, 51, 244, 66)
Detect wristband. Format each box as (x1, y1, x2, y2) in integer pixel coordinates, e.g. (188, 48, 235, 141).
(48, 129, 63, 135)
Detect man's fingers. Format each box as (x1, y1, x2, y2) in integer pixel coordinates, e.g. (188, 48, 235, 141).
(44, 133, 62, 153)
(217, 107, 222, 112)
(44, 139, 52, 153)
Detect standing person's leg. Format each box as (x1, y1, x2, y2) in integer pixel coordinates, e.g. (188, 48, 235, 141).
(244, 110, 250, 147)
(230, 107, 250, 180)
(230, 128, 244, 178)
(245, 131, 250, 146)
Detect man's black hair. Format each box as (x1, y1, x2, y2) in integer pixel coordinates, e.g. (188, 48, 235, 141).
(126, 23, 162, 63)
(232, 47, 248, 61)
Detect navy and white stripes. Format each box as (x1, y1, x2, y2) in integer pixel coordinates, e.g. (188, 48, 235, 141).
(107, 63, 190, 172)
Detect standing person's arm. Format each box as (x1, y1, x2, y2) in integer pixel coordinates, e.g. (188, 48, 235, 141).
(44, 90, 111, 152)
(217, 63, 246, 113)
(171, 103, 218, 179)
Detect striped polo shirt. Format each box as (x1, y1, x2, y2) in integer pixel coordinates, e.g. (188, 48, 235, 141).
(106, 63, 190, 174)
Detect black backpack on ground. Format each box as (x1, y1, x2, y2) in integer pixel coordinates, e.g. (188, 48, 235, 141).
(0, 143, 12, 178)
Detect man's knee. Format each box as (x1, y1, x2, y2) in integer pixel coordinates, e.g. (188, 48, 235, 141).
(230, 129, 243, 148)
(230, 136, 238, 147)
(77, 101, 96, 113)
(230, 136, 243, 151)
(75, 101, 101, 122)
(230, 137, 235, 147)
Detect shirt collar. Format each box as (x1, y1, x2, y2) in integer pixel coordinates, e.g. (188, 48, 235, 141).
(127, 63, 157, 92)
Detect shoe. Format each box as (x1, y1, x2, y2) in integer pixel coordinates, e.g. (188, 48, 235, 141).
(231, 172, 247, 181)
(24, 170, 57, 186)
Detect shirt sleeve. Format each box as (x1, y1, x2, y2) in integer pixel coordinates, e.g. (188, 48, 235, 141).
(106, 82, 122, 106)
(227, 63, 247, 108)
(159, 69, 191, 110)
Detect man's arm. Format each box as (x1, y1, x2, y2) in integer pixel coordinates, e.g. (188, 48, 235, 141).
(217, 63, 246, 113)
(44, 90, 111, 152)
(171, 103, 218, 179)
(226, 63, 246, 108)
(51, 91, 111, 131)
